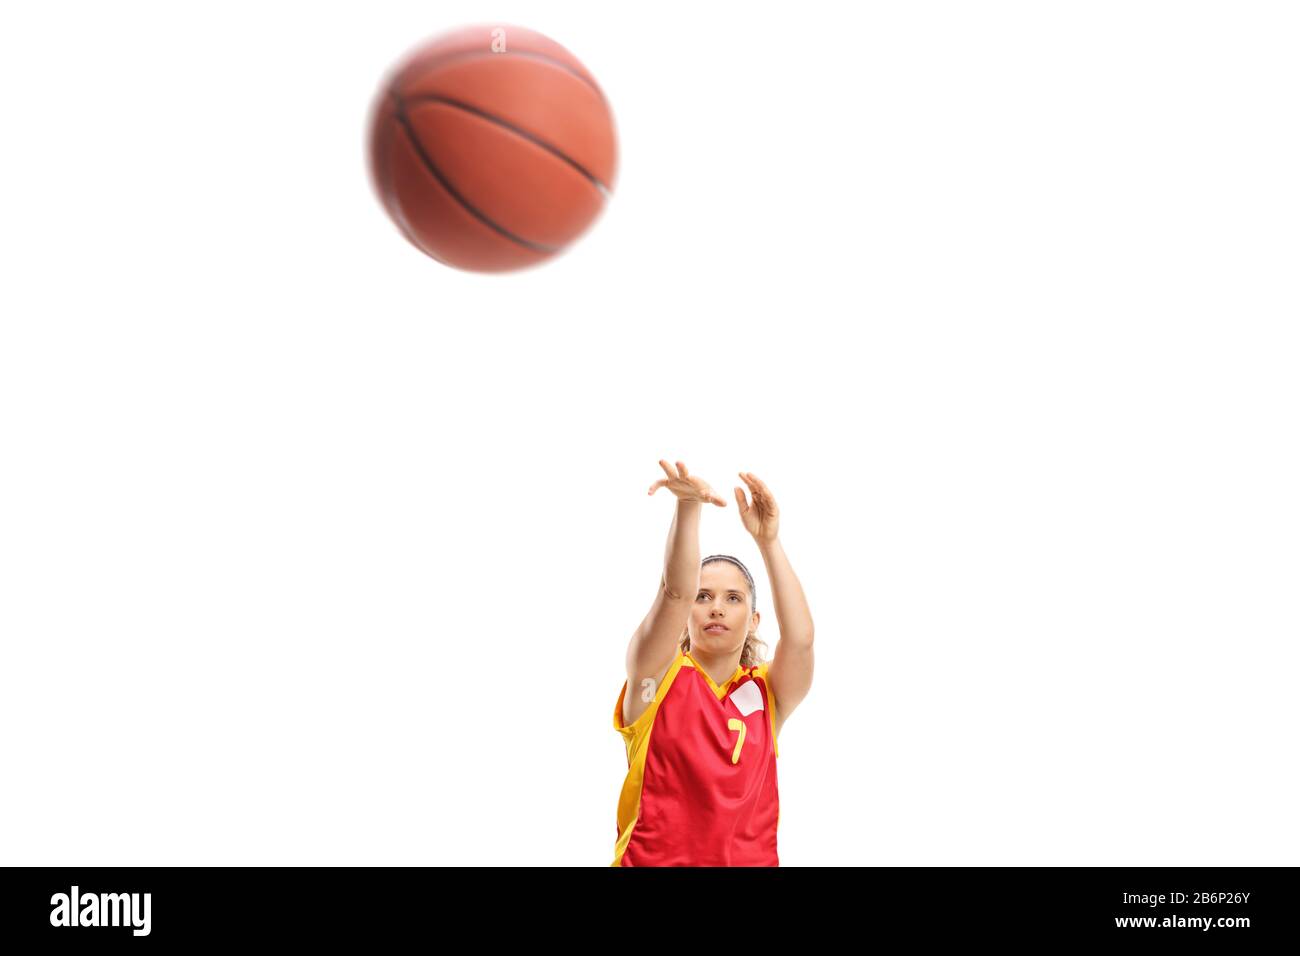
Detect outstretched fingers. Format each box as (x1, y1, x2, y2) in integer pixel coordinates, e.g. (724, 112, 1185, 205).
(649, 459, 725, 505)
(651, 459, 680, 495)
(740, 471, 772, 499)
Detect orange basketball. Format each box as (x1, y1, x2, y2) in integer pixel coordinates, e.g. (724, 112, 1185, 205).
(367, 25, 618, 272)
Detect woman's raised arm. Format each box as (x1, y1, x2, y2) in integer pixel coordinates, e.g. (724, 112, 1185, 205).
(735, 471, 814, 722)
(625, 460, 726, 685)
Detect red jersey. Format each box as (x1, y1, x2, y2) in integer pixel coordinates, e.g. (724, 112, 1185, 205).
(611, 649, 779, 866)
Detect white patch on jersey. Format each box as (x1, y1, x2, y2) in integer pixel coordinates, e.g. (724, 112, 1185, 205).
(728, 680, 764, 717)
(639, 677, 657, 703)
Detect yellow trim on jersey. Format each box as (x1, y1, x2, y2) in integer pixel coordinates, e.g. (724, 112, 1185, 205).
(755, 660, 780, 760)
(610, 650, 691, 867)
(682, 650, 748, 700)
(750, 661, 780, 825)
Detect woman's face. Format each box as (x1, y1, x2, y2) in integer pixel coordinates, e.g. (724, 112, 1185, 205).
(689, 562, 758, 654)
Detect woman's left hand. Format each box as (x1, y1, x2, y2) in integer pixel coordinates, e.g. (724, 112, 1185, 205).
(735, 472, 780, 543)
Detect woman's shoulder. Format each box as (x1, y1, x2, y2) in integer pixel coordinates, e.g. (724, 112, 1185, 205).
(617, 648, 688, 733)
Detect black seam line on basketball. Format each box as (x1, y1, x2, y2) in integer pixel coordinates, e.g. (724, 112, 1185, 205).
(391, 94, 560, 255)
(401, 93, 610, 195)
(405, 47, 607, 102)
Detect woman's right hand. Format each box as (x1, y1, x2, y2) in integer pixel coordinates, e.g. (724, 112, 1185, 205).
(647, 459, 727, 507)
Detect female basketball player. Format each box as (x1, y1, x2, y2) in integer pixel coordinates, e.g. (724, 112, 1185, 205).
(611, 459, 815, 866)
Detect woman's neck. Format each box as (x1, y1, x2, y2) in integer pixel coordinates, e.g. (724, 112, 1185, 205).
(687, 645, 744, 687)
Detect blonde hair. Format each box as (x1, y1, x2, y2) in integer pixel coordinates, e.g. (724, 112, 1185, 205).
(679, 555, 769, 667)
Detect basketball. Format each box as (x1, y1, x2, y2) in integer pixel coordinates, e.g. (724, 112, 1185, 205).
(367, 24, 618, 272)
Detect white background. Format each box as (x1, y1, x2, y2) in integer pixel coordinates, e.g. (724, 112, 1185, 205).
(1, 1, 1296, 866)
